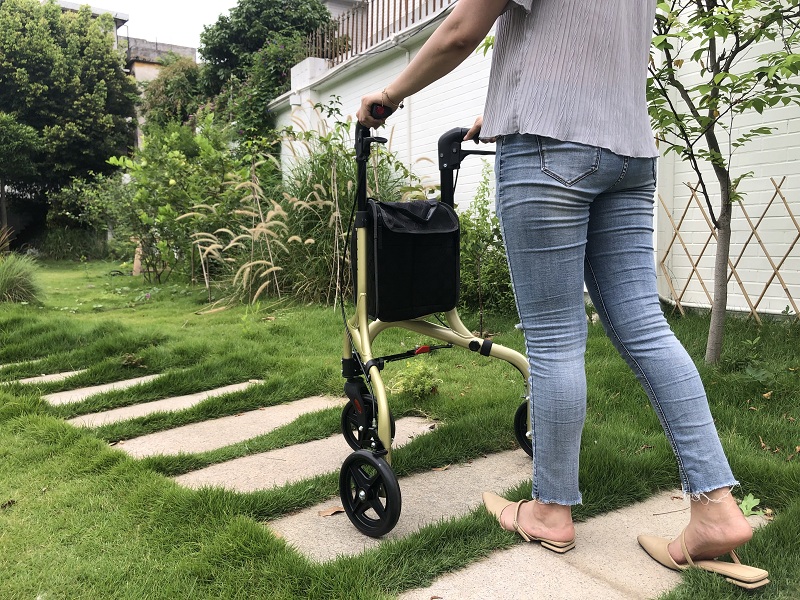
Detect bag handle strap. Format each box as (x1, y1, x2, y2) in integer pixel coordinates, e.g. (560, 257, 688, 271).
(375, 200, 439, 224)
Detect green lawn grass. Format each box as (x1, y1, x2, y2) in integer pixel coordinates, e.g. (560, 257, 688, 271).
(1, 260, 798, 599)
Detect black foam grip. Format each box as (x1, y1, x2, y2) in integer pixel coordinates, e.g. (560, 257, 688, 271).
(370, 104, 394, 120)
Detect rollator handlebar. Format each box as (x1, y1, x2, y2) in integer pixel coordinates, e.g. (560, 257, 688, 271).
(355, 112, 494, 208)
(371, 104, 394, 120)
(438, 127, 495, 172)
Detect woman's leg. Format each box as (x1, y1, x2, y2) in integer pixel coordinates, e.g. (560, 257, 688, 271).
(495, 135, 648, 541)
(496, 134, 607, 506)
(582, 155, 751, 560)
(493, 134, 626, 539)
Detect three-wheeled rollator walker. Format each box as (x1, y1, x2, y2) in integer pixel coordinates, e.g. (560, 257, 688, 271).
(338, 116, 533, 537)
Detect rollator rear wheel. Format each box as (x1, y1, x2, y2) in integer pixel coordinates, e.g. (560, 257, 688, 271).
(341, 396, 396, 451)
(514, 401, 533, 457)
(339, 450, 401, 537)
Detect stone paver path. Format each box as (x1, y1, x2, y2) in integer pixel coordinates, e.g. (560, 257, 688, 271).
(116, 395, 347, 458)
(12, 366, 770, 600)
(398, 491, 766, 600)
(16, 370, 88, 384)
(399, 491, 684, 600)
(43, 374, 161, 405)
(270, 450, 531, 561)
(67, 380, 262, 427)
(175, 416, 433, 491)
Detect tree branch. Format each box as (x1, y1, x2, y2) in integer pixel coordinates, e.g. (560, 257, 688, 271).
(650, 62, 720, 228)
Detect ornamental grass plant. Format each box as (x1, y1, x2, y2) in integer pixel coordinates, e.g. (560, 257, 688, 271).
(0, 252, 43, 304)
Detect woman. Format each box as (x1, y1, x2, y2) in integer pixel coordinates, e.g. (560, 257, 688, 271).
(357, 0, 767, 589)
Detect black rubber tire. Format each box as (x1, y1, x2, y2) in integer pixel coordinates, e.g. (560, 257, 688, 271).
(341, 397, 396, 452)
(514, 400, 533, 457)
(339, 450, 402, 537)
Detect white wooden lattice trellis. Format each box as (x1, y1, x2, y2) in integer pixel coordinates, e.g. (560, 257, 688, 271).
(659, 177, 799, 323)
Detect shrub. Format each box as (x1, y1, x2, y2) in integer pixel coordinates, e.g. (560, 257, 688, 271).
(36, 227, 108, 261)
(279, 99, 426, 304)
(388, 359, 443, 401)
(44, 170, 132, 260)
(0, 226, 11, 253)
(458, 161, 515, 331)
(186, 152, 289, 304)
(0, 253, 43, 304)
(109, 116, 242, 284)
(183, 99, 427, 306)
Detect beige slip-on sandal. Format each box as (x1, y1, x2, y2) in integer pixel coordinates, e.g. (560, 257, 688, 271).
(482, 491, 576, 553)
(637, 530, 769, 590)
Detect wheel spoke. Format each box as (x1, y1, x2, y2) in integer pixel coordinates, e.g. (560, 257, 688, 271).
(347, 463, 376, 490)
(346, 462, 380, 518)
(368, 496, 386, 519)
(346, 413, 361, 443)
(353, 496, 373, 517)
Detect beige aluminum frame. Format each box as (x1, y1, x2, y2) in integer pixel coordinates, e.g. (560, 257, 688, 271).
(343, 225, 531, 464)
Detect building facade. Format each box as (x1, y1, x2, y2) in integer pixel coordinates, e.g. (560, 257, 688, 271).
(269, 1, 799, 318)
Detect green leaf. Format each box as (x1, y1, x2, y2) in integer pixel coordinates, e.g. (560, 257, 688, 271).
(739, 493, 764, 517)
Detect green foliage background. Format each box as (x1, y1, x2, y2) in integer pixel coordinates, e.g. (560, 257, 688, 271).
(0, 0, 137, 186)
(458, 161, 515, 324)
(140, 55, 204, 132)
(199, 0, 330, 96)
(0, 0, 137, 245)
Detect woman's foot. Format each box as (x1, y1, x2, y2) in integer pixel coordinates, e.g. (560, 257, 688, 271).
(500, 499, 575, 544)
(482, 492, 575, 552)
(638, 530, 769, 590)
(668, 487, 753, 564)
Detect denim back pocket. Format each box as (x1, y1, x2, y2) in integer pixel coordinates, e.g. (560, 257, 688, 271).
(536, 136, 601, 187)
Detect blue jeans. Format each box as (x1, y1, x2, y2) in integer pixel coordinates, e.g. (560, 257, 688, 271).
(495, 134, 738, 505)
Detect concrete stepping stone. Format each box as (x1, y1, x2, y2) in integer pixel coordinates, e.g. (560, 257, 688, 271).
(67, 381, 262, 427)
(175, 416, 434, 491)
(398, 490, 769, 600)
(15, 370, 87, 384)
(117, 395, 348, 458)
(43, 375, 161, 406)
(0, 359, 42, 370)
(269, 450, 532, 562)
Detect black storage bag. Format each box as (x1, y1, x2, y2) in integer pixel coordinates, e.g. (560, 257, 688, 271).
(358, 199, 460, 322)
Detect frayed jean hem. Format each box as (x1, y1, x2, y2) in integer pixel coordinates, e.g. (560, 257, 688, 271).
(684, 481, 741, 503)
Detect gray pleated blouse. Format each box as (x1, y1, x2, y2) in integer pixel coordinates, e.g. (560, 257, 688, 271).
(481, 0, 659, 158)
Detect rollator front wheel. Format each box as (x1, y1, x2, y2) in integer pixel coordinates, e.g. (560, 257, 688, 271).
(339, 450, 401, 537)
(341, 395, 396, 451)
(514, 401, 533, 457)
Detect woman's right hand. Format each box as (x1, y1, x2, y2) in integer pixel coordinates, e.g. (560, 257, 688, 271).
(464, 115, 495, 142)
(464, 116, 483, 141)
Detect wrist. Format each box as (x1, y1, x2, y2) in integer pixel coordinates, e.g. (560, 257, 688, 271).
(382, 87, 405, 109)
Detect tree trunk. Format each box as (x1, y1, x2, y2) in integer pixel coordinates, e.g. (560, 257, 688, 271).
(477, 254, 484, 337)
(701, 91, 735, 364)
(704, 173, 733, 364)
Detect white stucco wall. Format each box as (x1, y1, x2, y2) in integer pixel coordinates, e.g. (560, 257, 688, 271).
(273, 8, 494, 208)
(271, 12, 800, 317)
